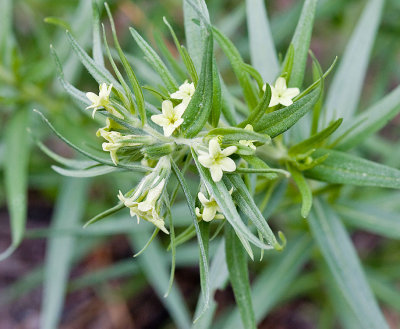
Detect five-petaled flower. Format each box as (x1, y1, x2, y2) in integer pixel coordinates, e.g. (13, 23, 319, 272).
(118, 178, 169, 234)
(264, 77, 300, 107)
(151, 100, 186, 137)
(239, 124, 257, 150)
(86, 83, 113, 117)
(170, 80, 195, 104)
(198, 138, 237, 182)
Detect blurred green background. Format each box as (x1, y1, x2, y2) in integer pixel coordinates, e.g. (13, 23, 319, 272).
(1, 0, 400, 328)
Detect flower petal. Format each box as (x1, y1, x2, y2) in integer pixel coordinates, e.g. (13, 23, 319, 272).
(151, 114, 170, 127)
(284, 87, 300, 99)
(198, 192, 209, 205)
(210, 166, 223, 182)
(209, 138, 221, 157)
(86, 92, 99, 103)
(163, 124, 176, 137)
(269, 95, 280, 107)
(275, 77, 287, 91)
(162, 100, 174, 117)
(219, 157, 236, 172)
(279, 98, 293, 107)
(202, 205, 217, 222)
(198, 155, 213, 168)
(221, 146, 237, 157)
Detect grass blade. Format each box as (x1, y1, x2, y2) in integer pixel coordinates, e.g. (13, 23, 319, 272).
(1, 110, 29, 261)
(324, 0, 384, 123)
(40, 178, 89, 329)
(309, 198, 389, 329)
(245, 0, 279, 83)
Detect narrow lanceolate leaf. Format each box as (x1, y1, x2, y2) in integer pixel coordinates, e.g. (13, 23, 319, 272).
(335, 202, 400, 240)
(52, 165, 120, 177)
(35, 110, 150, 172)
(50, 45, 90, 106)
(1, 110, 29, 261)
(105, 4, 146, 124)
(225, 224, 256, 329)
(192, 149, 269, 251)
(287, 163, 312, 218)
(225, 174, 282, 250)
(305, 148, 400, 189)
(210, 58, 221, 127)
(171, 161, 210, 317)
(289, 118, 342, 155)
(206, 127, 270, 145)
(129, 27, 178, 93)
(181, 32, 213, 137)
(254, 85, 321, 137)
(91, 0, 104, 67)
(0, 0, 13, 65)
(128, 232, 191, 329)
(246, 0, 279, 83)
(213, 26, 258, 109)
(66, 31, 121, 90)
(221, 235, 312, 329)
(286, 0, 318, 88)
(336, 84, 400, 151)
(309, 199, 389, 329)
(324, 0, 384, 123)
(183, 0, 210, 69)
(40, 178, 88, 329)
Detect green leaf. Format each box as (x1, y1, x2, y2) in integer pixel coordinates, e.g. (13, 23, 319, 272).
(309, 199, 389, 329)
(128, 231, 191, 329)
(171, 161, 210, 317)
(324, 0, 384, 123)
(286, 0, 318, 88)
(225, 224, 256, 329)
(91, 0, 104, 67)
(129, 27, 178, 93)
(44, 17, 72, 31)
(52, 165, 120, 177)
(183, 0, 210, 69)
(254, 85, 321, 137)
(50, 45, 90, 106)
(212, 26, 258, 109)
(192, 149, 269, 251)
(238, 83, 271, 128)
(220, 235, 312, 329)
(0, 0, 14, 65)
(289, 118, 342, 155)
(34, 110, 150, 172)
(1, 110, 29, 261)
(286, 163, 312, 218)
(226, 174, 283, 250)
(335, 84, 400, 151)
(210, 58, 221, 127)
(40, 178, 89, 329)
(305, 148, 400, 189)
(66, 30, 121, 91)
(335, 202, 400, 240)
(181, 32, 214, 137)
(207, 127, 270, 145)
(245, 0, 279, 83)
(105, 4, 146, 124)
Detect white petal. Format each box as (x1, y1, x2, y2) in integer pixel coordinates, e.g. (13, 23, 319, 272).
(170, 90, 184, 99)
(269, 95, 280, 107)
(162, 100, 174, 117)
(202, 205, 217, 222)
(174, 101, 187, 118)
(195, 207, 202, 217)
(198, 155, 214, 168)
(163, 124, 176, 137)
(151, 114, 169, 127)
(244, 124, 253, 131)
(279, 98, 293, 107)
(198, 192, 209, 205)
(210, 166, 223, 182)
(138, 202, 152, 212)
(173, 118, 184, 128)
(221, 146, 237, 157)
(86, 92, 99, 103)
(275, 77, 287, 91)
(284, 87, 300, 99)
(219, 157, 236, 172)
(209, 138, 221, 158)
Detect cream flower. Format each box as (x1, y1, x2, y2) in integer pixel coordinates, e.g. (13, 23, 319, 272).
(118, 179, 168, 234)
(151, 100, 186, 137)
(239, 124, 257, 150)
(195, 192, 224, 222)
(170, 81, 195, 104)
(264, 77, 300, 107)
(86, 83, 113, 117)
(198, 138, 237, 182)
(98, 130, 142, 165)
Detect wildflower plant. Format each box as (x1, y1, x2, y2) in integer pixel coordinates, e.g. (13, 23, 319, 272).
(32, 0, 400, 328)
